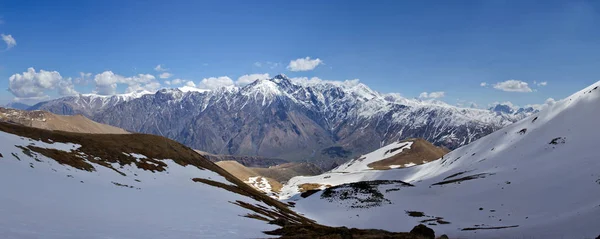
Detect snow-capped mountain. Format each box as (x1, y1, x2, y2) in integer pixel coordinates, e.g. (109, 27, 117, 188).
(29, 90, 153, 117)
(279, 81, 600, 238)
(32, 75, 534, 168)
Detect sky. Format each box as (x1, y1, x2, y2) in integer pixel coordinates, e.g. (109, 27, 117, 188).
(0, 0, 599, 108)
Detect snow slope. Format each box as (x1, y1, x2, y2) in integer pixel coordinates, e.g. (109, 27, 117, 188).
(281, 81, 600, 238)
(0, 125, 295, 239)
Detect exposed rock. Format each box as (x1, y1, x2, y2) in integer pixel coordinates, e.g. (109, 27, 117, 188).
(409, 224, 435, 239)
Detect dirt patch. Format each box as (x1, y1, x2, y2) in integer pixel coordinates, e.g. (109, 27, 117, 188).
(265, 223, 433, 239)
(298, 183, 330, 192)
(549, 137, 566, 145)
(321, 180, 413, 209)
(406, 211, 425, 217)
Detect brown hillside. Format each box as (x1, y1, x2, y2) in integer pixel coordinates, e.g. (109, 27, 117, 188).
(0, 107, 129, 134)
(368, 138, 449, 170)
(252, 162, 323, 182)
(216, 160, 283, 192)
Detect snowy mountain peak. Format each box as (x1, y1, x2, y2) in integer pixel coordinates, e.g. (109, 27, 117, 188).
(272, 73, 289, 81)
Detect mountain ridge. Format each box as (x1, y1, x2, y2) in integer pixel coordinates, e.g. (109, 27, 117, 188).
(30, 75, 536, 167)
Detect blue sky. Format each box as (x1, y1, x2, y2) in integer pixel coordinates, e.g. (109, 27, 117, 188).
(1, 0, 599, 108)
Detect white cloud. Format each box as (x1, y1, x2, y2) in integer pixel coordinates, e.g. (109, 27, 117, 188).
(480, 82, 487, 87)
(185, 81, 196, 87)
(545, 97, 556, 106)
(236, 73, 270, 86)
(159, 72, 173, 79)
(493, 80, 533, 92)
(287, 57, 323, 71)
(154, 64, 168, 72)
(8, 67, 78, 99)
(171, 78, 184, 85)
(164, 78, 184, 86)
(199, 76, 234, 89)
(74, 72, 92, 85)
(419, 91, 446, 99)
(253, 62, 262, 67)
(93, 71, 159, 95)
(2, 34, 16, 49)
(538, 81, 548, 86)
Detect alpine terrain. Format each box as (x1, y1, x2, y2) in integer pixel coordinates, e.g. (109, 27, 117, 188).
(279, 81, 600, 238)
(0, 118, 437, 239)
(30, 75, 536, 168)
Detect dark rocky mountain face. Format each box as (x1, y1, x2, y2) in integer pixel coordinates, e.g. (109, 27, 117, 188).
(32, 75, 532, 168)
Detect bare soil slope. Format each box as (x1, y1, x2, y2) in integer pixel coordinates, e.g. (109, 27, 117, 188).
(368, 138, 449, 170)
(253, 162, 323, 182)
(0, 107, 128, 134)
(216, 160, 283, 192)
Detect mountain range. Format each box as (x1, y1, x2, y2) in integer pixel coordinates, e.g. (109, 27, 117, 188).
(30, 74, 537, 168)
(279, 81, 600, 238)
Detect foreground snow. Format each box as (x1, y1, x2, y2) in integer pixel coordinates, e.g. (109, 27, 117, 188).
(0, 131, 277, 239)
(281, 82, 600, 238)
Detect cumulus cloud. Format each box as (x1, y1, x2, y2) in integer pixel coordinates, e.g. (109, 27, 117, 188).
(185, 81, 197, 87)
(287, 57, 323, 71)
(236, 73, 270, 86)
(159, 72, 173, 79)
(154, 64, 168, 72)
(2, 34, 16, 49)
(165, 78, 183, 85)
(419, 91, 446, 99)
(199, 76, 234, 89)
(93, 71, 160, 95)
(534, 80, 548, 86)
(8, 67, 78, 99)
(480, 82, 487, 87)
(493, 80, 533, 92)
(74, 72, 92, 85)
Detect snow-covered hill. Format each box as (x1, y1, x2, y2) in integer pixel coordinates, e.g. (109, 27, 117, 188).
(0, 122, 313, 239)
(32, 75, 534, 168)
(280, 81, 600, 238)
